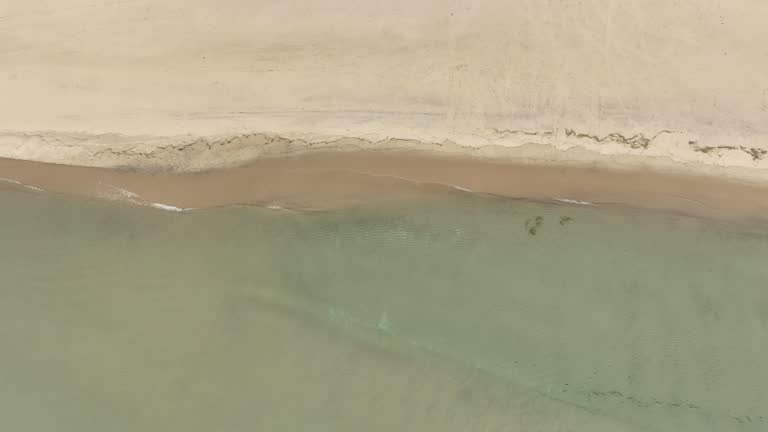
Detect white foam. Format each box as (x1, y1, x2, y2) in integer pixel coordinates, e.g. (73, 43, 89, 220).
(96, 182, 193, 212)
(451, 184, 473, 192)
(554, 198, 593, 206)
(150, 202, 190, 212)
(0, 177, 22, 186)
(0, 177, 45, 192)
(267, 205, 283, 210)
(22, 184, 45, 192)
(117, 189, 140, 199)
(100, 182, 141, 199)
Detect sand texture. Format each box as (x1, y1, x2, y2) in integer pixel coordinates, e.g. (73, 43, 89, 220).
(1, 0, 768, 179)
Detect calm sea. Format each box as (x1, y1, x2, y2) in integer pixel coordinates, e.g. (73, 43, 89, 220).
(1, 186, 767, 431)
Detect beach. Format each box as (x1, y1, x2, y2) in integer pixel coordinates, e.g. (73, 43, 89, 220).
(3, 0, 768, 217)
(2, 0, 768, 180)
(3, 1, 768, 431)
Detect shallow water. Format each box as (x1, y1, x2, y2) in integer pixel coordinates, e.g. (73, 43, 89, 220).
(1, 187, 767, 431)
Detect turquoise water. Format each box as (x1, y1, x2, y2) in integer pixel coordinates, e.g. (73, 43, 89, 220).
(1, 187, 767, 431)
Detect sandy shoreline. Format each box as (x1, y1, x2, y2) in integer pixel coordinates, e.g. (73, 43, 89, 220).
(3, 1, 768, 191)
(3, 152, 768, 222)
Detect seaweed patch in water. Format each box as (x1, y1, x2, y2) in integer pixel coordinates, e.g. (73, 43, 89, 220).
(525, 216, 544, 235)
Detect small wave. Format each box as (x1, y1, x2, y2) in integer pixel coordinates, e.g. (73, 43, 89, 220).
(98, 183, 143, 205)
(97, 182, 192, 212)
(99, 182, 140, 200)
(113, 187, 140, 199)
(0, 177, 45, 192)
(554, 198, 593, 206)
(451, 184, 473, 192)
(0, 177, 23, 186)
(150, 203, 192, 212)
(348, 170, 476, 194)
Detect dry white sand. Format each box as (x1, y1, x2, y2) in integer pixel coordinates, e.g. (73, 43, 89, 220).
(1, 0, 768, 181)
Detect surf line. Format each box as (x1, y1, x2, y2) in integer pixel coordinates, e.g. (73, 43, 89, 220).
(0, 177, 45, 192)
(345, 170, 474, 193)
(98, 182, 194, 212)
(553, 197, 593, 206)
